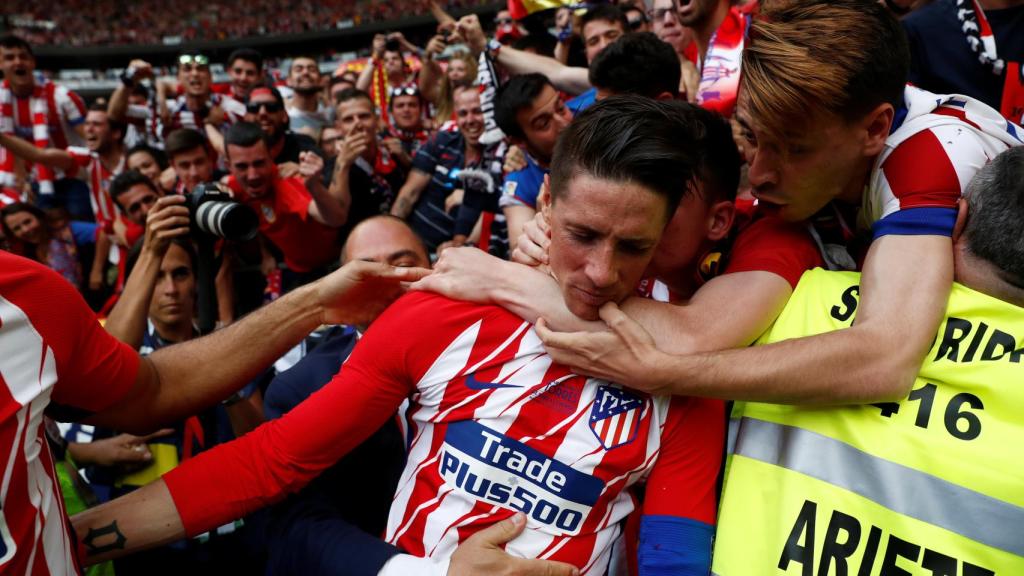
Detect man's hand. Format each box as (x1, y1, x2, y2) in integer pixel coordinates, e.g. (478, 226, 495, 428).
(381, 137, 405, 159)
(70, 429, 174, 469)
(448, 513, 579, 576)
(456, 14, 487, 54)
(435, 235, 466, 255)
(536, 302, 668, 393)
(680, 60, 700, 104)
(278, 161, 300, 179)
(503, 145, 527, 174)
(88, 266, 104, 291)
(126, 59, 154, 82)
(143, 196, 191, 257)
(315, 260, 431, 326)
(511, 210, 551, 267)
(204, 104, 226, 127)
(444, 188, 465, 213)
(338, 132, 370, 168)
(425, 34, 448, 58)
(298, 151, 324, 187)
(412, 246, 510, 304)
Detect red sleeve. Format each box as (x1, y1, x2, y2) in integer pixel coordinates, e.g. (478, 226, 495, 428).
(725, 214, 824, 289)
(881, 129, 964, 212)
(163, 292, 469, 536)
(0, 254, 139, 416)
(641, 397, 724, 525)
(279, 177, 314, 221)
(62, 147, 92, 179)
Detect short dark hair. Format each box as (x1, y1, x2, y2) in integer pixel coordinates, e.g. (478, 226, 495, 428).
(494, 73, 552, 141)
(165, 129, 211, 161)
(224, 121, 268, 152)
(110, 170, 158, 206)
(549, 95, 700, 222)
(227, 48, 263, 70)
(963, 147, 1024, 284)
(690, 109, 742, 203)
(512, 33, 556, 56)
(126, 143, 168, 171)
(0, 35, 33, 57)
(580, 4, 628, 34)
(589, 32, 680, 99)
(334, 87, 374, 108)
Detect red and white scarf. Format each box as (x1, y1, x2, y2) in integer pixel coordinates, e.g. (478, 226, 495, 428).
(696, 6, 751, 117)
(0, 80, 55, 195)
(957, 0, 1005, 75)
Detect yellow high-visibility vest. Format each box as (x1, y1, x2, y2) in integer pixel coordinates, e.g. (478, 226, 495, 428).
(713, 269, 1024, 575)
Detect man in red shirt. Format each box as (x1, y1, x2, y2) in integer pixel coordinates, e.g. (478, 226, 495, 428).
(223, 121, 348, 285)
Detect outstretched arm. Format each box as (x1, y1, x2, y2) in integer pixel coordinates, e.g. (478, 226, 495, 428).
(0, 132, 76, 171)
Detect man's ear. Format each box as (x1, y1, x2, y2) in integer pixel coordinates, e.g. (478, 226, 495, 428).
(861, 102, 894, 157)
(539, 174, 552, 216)
(706, 200, 735, 242)
(952, 197, 969, 243)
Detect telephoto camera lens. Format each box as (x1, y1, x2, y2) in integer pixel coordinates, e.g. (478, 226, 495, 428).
(188, 183, 259, 241)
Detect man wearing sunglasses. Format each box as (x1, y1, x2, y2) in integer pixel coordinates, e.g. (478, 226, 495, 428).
(159, 53, 246, 140)
(382, 85, 431, 169)
(243, 86, 323, 168)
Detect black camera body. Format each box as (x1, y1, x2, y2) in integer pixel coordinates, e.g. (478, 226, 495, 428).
(385, 38, 402, 52)
(186, 182, 259, 241)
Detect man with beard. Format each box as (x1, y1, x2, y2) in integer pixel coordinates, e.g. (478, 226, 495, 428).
(243, 86, 322, 165)
(286, 56, 333, 136)
(390, 85, 507, 256)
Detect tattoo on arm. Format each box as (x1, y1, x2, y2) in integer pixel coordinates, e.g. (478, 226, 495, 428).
(83, 521, 127, 556)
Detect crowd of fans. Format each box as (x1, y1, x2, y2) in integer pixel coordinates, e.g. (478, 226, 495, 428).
(1, 0, 1023, 575)
(2, 0, 499, 46)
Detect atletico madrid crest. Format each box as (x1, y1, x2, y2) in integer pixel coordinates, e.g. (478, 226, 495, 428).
(589, 385, 644, 450)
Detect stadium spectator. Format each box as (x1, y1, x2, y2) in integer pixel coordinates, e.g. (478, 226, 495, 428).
(285, 56, 333, 137)
(0, 35, 86, 197)
(223, 122, 345, 283)
(494, 73, 572, 245)
(649, 0, 701, 99)
(71, 95, 723, 576)
(903, 0, 1024, 124)
(0, 105, 126, 230)
(164, 128, 218, 194)
(329, 89, 405, 242)
(223, 48, 264, 102)
(382, 85, 431, 167)
(1, 201, 101, 290)
(391, 85, 507, 255)
(108, 60, 164, 150)
(328, 73, 357, 105)
(110, 170, 162, 229)
(125, 143, 172, 193)
(319, 125, 343, 160)
(357, 32, 419, 113)
(680, 0, 752, 116)
(159, 53, 246, 140)
(242, 86, 323, 165)
(625, 4, 651, 32)
(419, 36, 478, 128)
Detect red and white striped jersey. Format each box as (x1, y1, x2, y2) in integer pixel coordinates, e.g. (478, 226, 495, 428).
(65, 148, 124, 227)
(5, 81, 86, 151)
(164, 292, 724, 574)
(863, 86, 1023, 238)
(164, 94, 245, 137)
(0, 252, 139, 575)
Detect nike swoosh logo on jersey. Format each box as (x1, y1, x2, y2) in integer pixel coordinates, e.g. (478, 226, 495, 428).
(465, 374, 522, 390)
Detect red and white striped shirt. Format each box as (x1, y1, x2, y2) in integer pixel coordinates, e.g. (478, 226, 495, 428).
(0, 252, 139, 575)
(5, 81, 86, 151)
(65, 148, 124, 227)
(164, 292, 724, 573)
